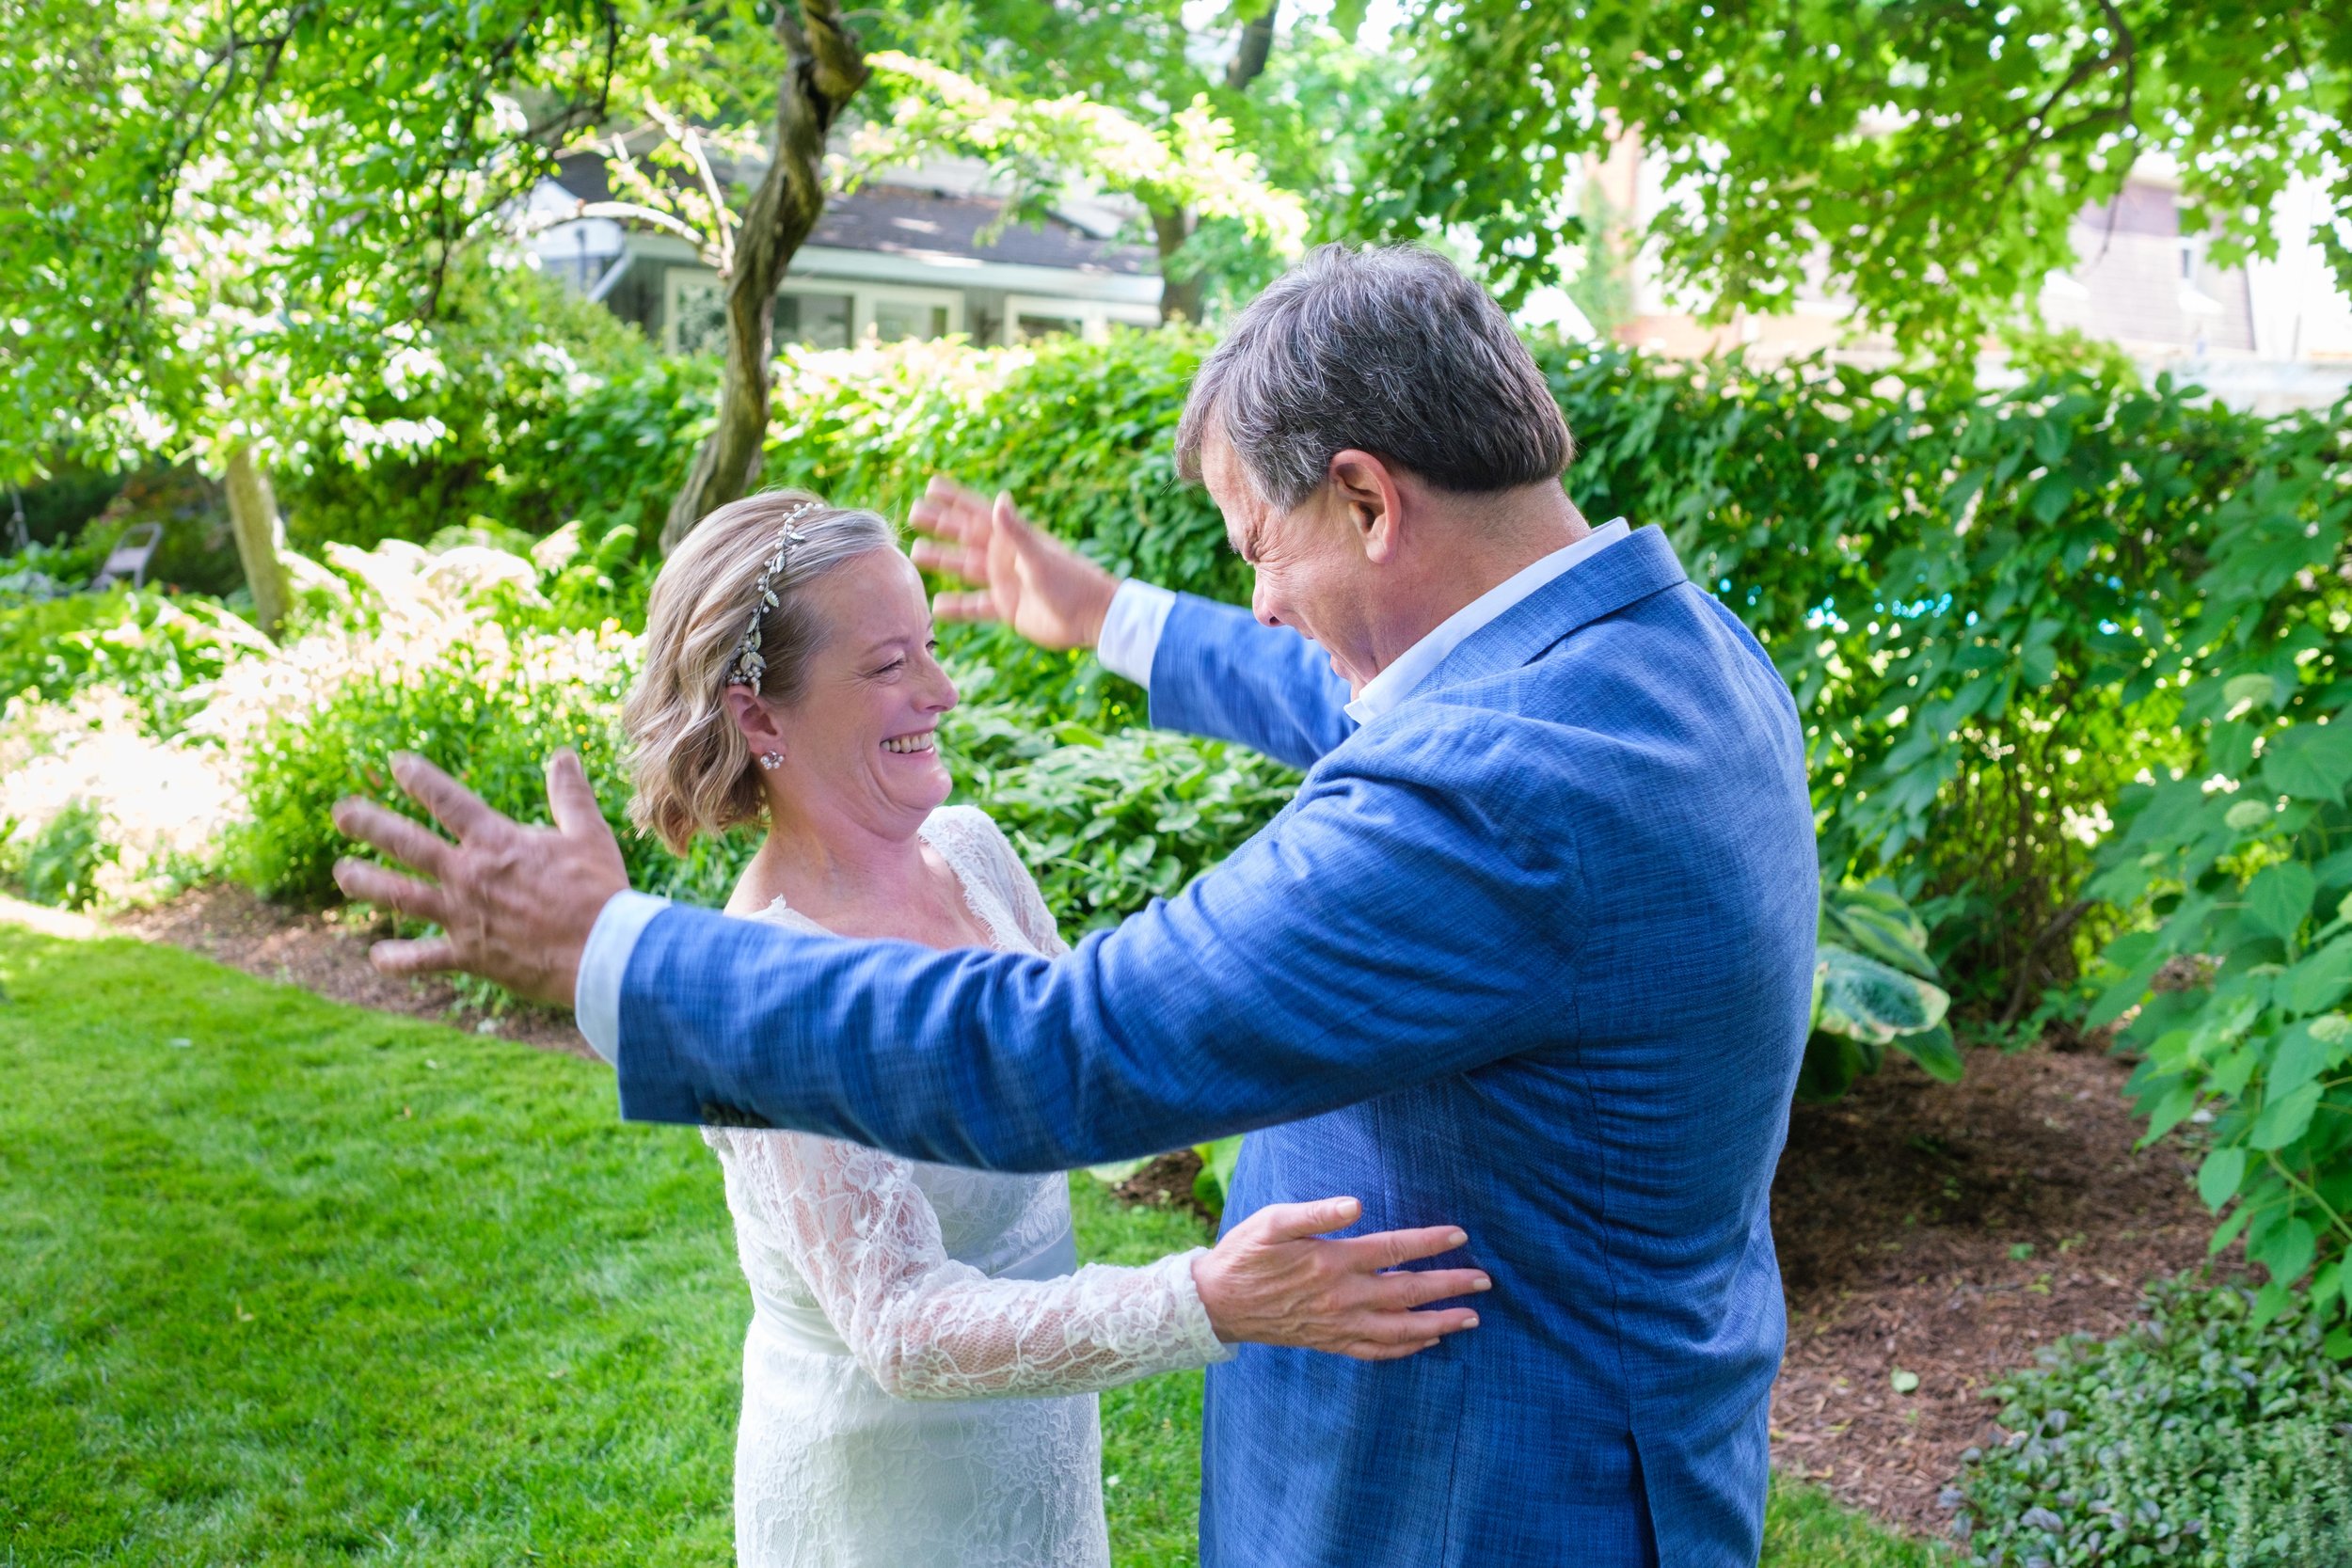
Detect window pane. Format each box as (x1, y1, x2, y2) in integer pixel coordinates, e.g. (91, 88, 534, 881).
(1016, 312, 1084, 341)
(779, 292, 852, 350)
(673, 277, 727, 356)
(873, 297, 950, 343)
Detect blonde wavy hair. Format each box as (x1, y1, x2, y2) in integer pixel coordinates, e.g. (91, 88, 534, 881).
(623, 489, 899, 854)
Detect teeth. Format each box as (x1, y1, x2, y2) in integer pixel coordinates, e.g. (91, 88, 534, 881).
(882, 733, 936, 754)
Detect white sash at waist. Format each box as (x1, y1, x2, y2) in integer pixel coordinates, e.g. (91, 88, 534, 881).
(752, 1222, 1081, 1360)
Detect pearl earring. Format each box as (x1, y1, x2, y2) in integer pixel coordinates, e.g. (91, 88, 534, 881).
(759, 751, 783, 771)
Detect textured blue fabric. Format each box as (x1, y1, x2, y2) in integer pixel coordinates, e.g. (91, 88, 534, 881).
(613, 525, 1816, 1567)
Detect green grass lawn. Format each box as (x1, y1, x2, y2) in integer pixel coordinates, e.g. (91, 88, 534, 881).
(0, 920, 1940, 1564)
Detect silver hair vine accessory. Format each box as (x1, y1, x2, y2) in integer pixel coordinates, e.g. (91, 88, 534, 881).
(724, 501, 821, 689)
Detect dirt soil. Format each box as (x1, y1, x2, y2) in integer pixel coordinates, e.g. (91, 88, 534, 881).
(1768, 1045, 2218, 1540)
(107, 887, 2223, 1544)
(115, 884, 592, 1057)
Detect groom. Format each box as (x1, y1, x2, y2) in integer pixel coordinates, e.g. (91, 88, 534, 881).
(337, 244, 1817, 1567)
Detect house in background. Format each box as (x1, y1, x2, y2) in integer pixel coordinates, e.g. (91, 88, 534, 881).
(1572, 135, 2352, 413)
(525, 152, 1163, 354)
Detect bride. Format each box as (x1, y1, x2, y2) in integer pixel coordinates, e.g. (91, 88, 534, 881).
(619, 490, 1488, 1568)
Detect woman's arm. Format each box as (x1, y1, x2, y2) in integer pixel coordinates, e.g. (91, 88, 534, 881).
(717, 1128, 1226, 1399)
(714, 1129, 1488, 1399)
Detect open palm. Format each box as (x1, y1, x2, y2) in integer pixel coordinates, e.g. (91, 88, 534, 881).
(908, 477, 1119, 651)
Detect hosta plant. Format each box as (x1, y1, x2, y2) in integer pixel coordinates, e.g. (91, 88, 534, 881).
(1798, 881, 1959, 1101)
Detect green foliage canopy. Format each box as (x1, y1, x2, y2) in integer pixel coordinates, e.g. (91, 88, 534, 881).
(1355, 0, 2352, 348)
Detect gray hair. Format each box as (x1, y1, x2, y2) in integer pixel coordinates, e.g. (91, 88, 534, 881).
(1174, 244, 1574, 510)
(623, 490, 898, 853)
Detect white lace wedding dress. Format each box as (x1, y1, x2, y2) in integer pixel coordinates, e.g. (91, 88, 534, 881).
(701, 805, 1232, 1568)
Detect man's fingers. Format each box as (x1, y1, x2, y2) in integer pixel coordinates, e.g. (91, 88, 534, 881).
(1341, 1224, 1470, 1271)
(333, 796, 453, 880)
(911, 478, 993, 544)
(1248, 1196, 1363, 1243)
(1356, 1306, 1481, 1348)
(1371, 1268, 1492, 1309)
(544, 750, 606, 839)
(992, 491, 1042, 550)
(391, 752, 502, 844)
(334, 858, 453, 927)
(933, 589, 1003, 624)
(909, 538, 990, 583)
(367, 934, 461, 976)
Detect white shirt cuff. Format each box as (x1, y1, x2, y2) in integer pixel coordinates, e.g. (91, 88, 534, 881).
(1095, 579, 1177, 689)
(574, 890, 671, 1065)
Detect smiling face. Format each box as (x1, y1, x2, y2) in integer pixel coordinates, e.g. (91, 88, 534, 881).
(742, 548, 958, 840)
(1201, 430, 1391, 694)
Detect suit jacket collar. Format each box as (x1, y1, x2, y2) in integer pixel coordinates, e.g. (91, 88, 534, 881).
(1422, 524, 1688, 695)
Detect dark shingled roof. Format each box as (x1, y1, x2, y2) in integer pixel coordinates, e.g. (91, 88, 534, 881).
(553, 155, 1152, 277)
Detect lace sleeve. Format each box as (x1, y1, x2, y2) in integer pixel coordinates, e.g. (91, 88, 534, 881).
(712, 1129, 1230, 1400)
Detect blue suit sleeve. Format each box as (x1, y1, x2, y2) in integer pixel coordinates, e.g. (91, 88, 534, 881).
(614, 721, 1575, 1171)
(1144, 594, 1355, 769)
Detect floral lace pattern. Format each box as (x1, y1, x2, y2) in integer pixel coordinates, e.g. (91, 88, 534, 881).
(702, 805, 1230, 1568)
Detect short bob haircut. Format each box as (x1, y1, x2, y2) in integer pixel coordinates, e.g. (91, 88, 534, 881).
(623, 490, 898, 854)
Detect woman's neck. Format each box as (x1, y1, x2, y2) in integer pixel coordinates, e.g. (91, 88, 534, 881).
(733, 802, 933, 925)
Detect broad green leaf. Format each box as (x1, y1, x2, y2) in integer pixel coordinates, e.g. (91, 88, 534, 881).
(2269, 1020, 2347, 1097)
(2251, 1280, 2296, 1328)
(1084, 1157, 1150, 1184)
(2222, 673, 2280, 712)
(2243, 863, 2316, 943)
(2224, 799, 2274, 832)
(2140, 1083, 2199, 1144)
(2209, 1043, 2262, 1100)
(1814, 945, 1950, 1046)
(2197, 1147, 2247, 1211)
(1894, 1022, 1963, 1084)
(2249, 1082, 2322, 1150)
(2208, 1204, 2254, 1256)
(2261, 724, 2352, 802)
(2249, 1217, 2318, 1286)
(2281, 938, 2352, 1015)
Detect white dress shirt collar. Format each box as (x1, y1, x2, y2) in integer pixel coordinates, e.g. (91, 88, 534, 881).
(1342, 518, 1629, 725)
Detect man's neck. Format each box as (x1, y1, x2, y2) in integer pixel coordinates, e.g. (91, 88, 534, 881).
(1366, 487, 1591, 677)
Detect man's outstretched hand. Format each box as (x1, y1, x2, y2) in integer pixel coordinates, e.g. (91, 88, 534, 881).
(908, 477, 1120, 650)
(330, 750, 628, 1008)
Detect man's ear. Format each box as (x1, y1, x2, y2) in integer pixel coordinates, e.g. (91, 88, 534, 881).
(1325, 450, 1406, 563)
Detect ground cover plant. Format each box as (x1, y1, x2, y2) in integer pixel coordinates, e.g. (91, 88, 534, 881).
(1954, 1277, 2352, 1567)
(0, 918, 1923, 1564)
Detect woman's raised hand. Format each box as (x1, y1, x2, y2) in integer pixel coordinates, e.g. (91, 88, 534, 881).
(1188, 1197, 1489, 1362)
(908, 476, 1120, 651)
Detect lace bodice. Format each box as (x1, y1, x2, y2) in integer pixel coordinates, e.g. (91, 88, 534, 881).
(700, 807, 1229, 1567)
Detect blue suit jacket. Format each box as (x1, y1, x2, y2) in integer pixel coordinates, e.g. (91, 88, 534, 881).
(614, 525, 1817, 1568)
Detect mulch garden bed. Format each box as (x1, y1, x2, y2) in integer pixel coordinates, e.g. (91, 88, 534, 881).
(1769, 1044, 2220, 1538)
(108, 884, 2226, 1543)
(116, 884, 590, 1057)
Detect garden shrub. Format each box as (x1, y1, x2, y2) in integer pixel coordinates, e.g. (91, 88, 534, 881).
(1955, 1276, 2352, 1567)
(944, 694, 1300, 934)
(8, 798, 117, 910)
(0, 589, 264, 736)
(229, 628, 647, 904)
(273, 261, 699, 559)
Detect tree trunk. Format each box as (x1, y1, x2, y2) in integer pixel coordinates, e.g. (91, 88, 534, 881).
(222, 439, 291, 638)
(1152, 206, 1204, 325)
(660, 1, 867, 555)
(1224, 0, 1279, 91)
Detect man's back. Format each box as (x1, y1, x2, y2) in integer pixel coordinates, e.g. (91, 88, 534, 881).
(1170, 535, 1816, 1567)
